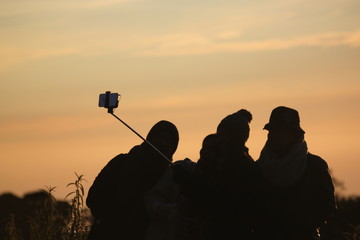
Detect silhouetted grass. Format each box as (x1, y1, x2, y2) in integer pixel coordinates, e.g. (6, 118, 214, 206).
(4, 173, 90, 240)
(5, 214, 24, 240)
(64, 173, 89, 240)
(4, 173, 360, 240)
(343, 224, 360, 240)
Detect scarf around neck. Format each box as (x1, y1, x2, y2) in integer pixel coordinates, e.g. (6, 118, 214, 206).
(257, 140, 308, 187)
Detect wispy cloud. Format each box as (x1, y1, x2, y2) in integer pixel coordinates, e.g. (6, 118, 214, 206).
(80, 0, 139, 8)
(0, 113, 107, 143)
(1, 29, 359, 71)
(136, 29, 360, 56)
(0, 0, 140, 16)
(0, 47, 78, 71)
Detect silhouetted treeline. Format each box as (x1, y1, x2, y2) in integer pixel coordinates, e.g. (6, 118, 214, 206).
(1, 191, 360, 239)
(0, 191, 70, 240)
(0, 175, 89, 240)
(321, 195, 360, 240)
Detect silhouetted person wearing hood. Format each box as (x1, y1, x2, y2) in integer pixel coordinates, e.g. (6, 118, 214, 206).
(176, 109, 260, 240)
(200, 109, 260, 240)
(86, 120, 179, 240)
(256, 106, 336, 240)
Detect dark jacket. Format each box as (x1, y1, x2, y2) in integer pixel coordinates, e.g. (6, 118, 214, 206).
(177, 147, 260, 240)
(86, 143, 170, 240)
(255, 153, 336, 240)
(202, 148, 261, 240)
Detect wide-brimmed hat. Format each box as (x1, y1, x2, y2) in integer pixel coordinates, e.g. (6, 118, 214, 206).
(264, 106, 305, 133)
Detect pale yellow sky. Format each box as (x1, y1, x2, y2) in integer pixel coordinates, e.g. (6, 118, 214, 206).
(0, 0, 360, 199)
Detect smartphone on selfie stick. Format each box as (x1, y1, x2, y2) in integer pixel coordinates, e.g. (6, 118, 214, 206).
(98, 91, 173, 165)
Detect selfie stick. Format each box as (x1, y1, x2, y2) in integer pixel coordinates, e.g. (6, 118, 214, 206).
(104, 92, 173, 166)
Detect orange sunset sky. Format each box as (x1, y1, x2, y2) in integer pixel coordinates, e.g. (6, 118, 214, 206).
(0, 0, 360, 200)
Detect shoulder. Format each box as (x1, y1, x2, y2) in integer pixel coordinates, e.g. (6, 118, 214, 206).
(106, 145, 142, 167)
(92, 154, 128, 181)
(307, 153, 329, 170)
(106, 153, 129, 169)
(174, 158, 197, 168)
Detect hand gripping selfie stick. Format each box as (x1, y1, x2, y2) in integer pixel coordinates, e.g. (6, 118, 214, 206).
(99, 91, 173, 165)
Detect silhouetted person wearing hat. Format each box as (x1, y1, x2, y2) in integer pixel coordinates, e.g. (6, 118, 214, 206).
(256, 106, 336, 240)
(86, 120, 179, 240)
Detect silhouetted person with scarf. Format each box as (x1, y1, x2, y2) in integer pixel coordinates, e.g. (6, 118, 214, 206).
(86, 120, 179, 240)
(256, 106, 336, 240)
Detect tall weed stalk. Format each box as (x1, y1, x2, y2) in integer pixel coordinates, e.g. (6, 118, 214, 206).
(29, 186, 61, 240)
(3, 173, 90, 240)
(65, 173, 89, 240)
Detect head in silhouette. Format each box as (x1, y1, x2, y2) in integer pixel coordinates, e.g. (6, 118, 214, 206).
(196, 133, 219, 178)
(199, 133, 218, 160)
(264, 106, 305, 157)
(216, 109, 253, 151)
(146, 120, 179, 160)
